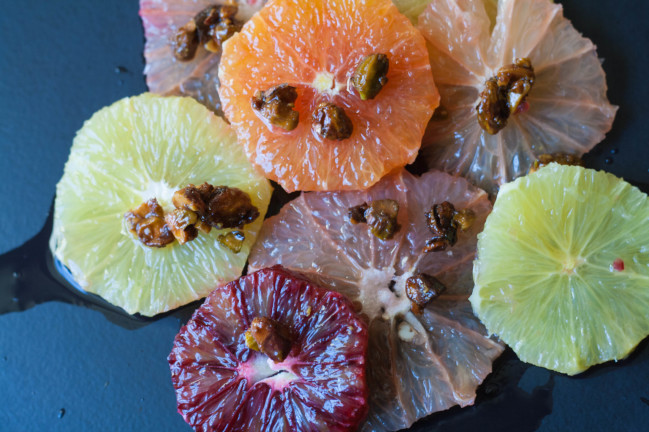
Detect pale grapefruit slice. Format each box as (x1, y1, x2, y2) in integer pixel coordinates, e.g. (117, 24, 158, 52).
(419, 0, 617, 194)
(218, 0, 439, 192)
(248, 170, 504, 430)
(169, 266, 369, 431)
(139, 0, 267, 114)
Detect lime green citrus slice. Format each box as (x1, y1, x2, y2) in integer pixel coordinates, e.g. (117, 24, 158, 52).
(471, 164, 649, 375)
(50, 93, 272, 316)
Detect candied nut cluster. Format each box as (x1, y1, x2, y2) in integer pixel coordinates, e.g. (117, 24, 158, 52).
(348, 199, 400, 240)
(171, 4, 241, 62)
(529, 152, 584, 173)
(405, 273, 446, 314)
(245, 317, 294, 362)
(476, 58, 535, 134)
(124, 183, 259, 249)
(424, 202, 475, 252)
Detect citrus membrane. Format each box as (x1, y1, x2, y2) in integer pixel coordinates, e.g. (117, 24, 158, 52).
(393, 0, 498, 25)
(218, 0, 439, 192)
(50, 93, 272, 316)
(169, 266, 369, 431)
(471, 164, 649, 375)
(140, 0, 267, 114)
(419, 0, 617, 194)
(249, 169, 504, 431)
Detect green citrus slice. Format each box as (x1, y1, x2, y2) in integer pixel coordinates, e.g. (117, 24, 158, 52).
(471, 164, 649, 375)
(50, 93, 272, 316)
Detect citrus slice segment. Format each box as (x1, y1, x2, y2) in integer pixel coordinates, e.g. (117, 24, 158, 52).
(49, 93, 272, 316)
(169, 266, 369, 431)
(139, 0, 267, 114)
(471, 164, 649, 375)
(248, 170, 504, 430)
(392, 0, 498, 26)
(419, 0, 617, 194)
(218, 0, 439, 192)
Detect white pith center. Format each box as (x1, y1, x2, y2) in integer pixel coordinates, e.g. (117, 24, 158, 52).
(312, 71, 346, 96)
(239, 354, 298, 391)
(357, 268, 414, 323)
(139, 179, 176, 212)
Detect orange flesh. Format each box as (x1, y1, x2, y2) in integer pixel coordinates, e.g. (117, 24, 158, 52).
(219, 0, 439, 192)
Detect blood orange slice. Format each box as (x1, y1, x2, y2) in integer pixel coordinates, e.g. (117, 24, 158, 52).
(140, 0, 267, 114)
(419, 0, 617, 194)
(249, 170, 504, 431)
(218, 0, 439, 192)
(169, 266, 369, 431)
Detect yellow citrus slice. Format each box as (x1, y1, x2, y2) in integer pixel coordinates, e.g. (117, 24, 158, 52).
(471, 164, 649, 375)
(50, 93, 272, 316)
(419, 0, 617, 194)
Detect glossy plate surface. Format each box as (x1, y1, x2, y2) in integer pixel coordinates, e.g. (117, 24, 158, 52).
(0, 0, 648, 430)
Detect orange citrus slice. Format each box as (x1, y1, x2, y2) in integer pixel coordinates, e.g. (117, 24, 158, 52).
(218, 0, 439, 192)
(140, 0, 267, 114)
(249, 169, 504, 430)
(419, 0, 617, 194)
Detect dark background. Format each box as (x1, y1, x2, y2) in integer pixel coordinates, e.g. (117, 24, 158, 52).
(1, 0, 648, 430)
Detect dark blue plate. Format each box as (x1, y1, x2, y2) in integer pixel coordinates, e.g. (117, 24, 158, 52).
(1, 0, 648, 430)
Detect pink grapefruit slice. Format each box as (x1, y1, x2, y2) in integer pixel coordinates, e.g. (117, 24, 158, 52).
(248, 170, 504, 431)
(419, 0, 617, 194)
(139, 0, 267, 114)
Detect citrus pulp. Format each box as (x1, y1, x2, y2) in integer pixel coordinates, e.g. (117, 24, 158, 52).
(50, 93, 272, 316)
(471, 164, 649, 375)
(249, 169, 504, 431)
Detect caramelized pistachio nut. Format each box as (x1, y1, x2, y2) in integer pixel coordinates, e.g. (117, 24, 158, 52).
(204, 186, 260, 229)
(171, 20, 199, 62)
(124, 198, 174, 248)
(194, 4, 241, 52)
(406, 273, 446, 314)
(476, 58, 535, 135)
(424, 201, 475, 252)
(218, 230, 245, 253)
(348, 199, 400, 240)
(245, 317, 293, 362)
(351, 53, 389, 100)
(312, 102, 353, 140)
(251, 84, 300, 131)
(171, 4, 241, 61)
(476, 78, 509, 135)
(165, 209, 199, 244)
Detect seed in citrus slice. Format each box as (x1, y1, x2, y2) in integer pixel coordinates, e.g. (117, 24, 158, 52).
(139, 0, 267, 114)
(471, 164, 649, 375)
(49, 93, 272, 317)
(248, 170, 504, 431)
(419, 0, 617, 194)
(168, 266, 369, 431)
(218, 0, 439, 192)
